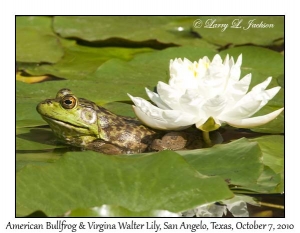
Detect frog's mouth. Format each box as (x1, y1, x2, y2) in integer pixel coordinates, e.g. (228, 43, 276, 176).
(42, 116, 89, 130)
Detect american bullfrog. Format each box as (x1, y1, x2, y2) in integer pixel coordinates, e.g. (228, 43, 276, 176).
(36, 89, 203, 154)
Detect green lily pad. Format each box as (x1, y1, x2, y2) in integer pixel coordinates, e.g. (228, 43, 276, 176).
(249, 135, 284, 193)
(16, 151, 62, 172)
(16, 127, 66, 151)
(180, 138, 265, 191)
(16, 101, 48, 128)
(17, 28, 64, 63)
(192, 16, 284, 46)
(16, 16, 64, 63)
(237, 166, 281, 194)
(53, 16, 218, 49)
(16, 16, 54, 34)
(16, 150, 233, 217)
(21, 44, 154, 80)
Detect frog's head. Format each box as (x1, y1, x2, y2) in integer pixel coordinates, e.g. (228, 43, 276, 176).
(36, 89, 101, 146)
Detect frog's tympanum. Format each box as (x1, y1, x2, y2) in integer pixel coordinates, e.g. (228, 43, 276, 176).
(37, 89, 203, 154)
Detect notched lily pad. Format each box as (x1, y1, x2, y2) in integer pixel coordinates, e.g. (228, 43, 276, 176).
(53, 16, 218, 49)
(249, 135, 284, 193)
(22, 45, 154, 80)
(180, 138, 265, 191)
(16, 150, 233, 217)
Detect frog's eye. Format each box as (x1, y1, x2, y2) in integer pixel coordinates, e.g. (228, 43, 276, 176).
(61, 95, 77, 109)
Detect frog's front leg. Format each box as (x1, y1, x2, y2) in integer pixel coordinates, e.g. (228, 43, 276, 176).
(86, 140, 126, 155)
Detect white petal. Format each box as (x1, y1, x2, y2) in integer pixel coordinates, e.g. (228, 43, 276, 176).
(178, 89, 206, 116)
(211, 54, 222, 65)
(157, 81, 183, 110)
(223, 54, 229, 66)
(183, 57, 193, 66)
(222, 84, 281, 119)
(169, 59, 199, 90)
(201, 94, 227, 117)
(128, 94, 194, 130)
(225, 108, 284, 128)
(132, 106, 193, 130)
(145, 88, 170, 110)
(229, 61, 242, 82)
(221, 99, 262, 120)
(252, 77, 272, 91)
(235, 54, 242, 67)
(226, 73, 252, 102)
(257, 86, 281, 105)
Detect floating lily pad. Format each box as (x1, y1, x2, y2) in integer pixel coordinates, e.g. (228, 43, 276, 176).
(53, 16, 218, 49)
(238, 166, 281, 194)
(16, 151, 62, 172)
(22, 44, 154, 80)
(16, 127, 66, 151)
(249, 135, 284, 193)
(250, 136, 284, 174)
(16, 16, 54, 33)
(16, 101, 48, 128)
(17, 29, 64, 63)
(180, 138, 265, 191)
(16, 150, 233, 216)
(16, 16, 64, 63)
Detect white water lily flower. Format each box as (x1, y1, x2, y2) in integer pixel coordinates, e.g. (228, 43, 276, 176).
(128, 54, 284, 132)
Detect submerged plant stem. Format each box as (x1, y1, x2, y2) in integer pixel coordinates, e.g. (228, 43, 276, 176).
(259, 201, 284, 210)
(203, 131, 212, 147)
